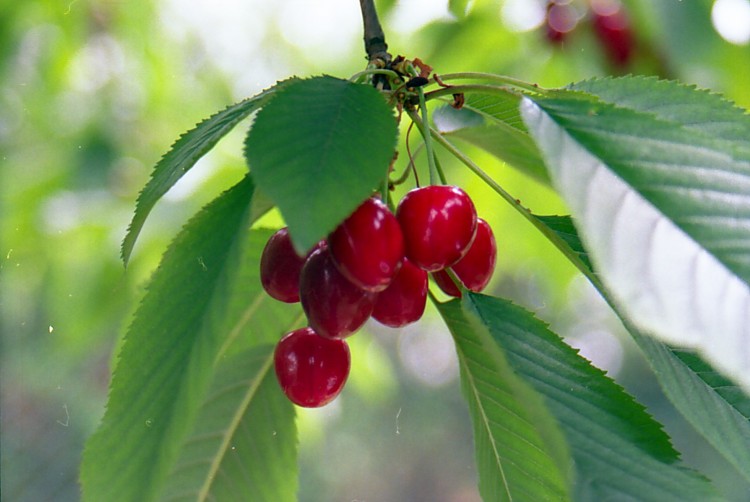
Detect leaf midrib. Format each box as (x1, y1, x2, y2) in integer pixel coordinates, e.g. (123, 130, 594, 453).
(196, 352, 274, 502)
(455, 345, 514, 501)
(196, 309, 305, 501)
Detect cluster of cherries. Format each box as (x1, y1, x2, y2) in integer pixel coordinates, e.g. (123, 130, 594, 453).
(545, 0, 635, 68)
(260, 185, 497, 407)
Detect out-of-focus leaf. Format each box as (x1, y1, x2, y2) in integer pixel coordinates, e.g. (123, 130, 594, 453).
(462, 293, 721, 501)
(448, 125, 550, 184)
(449, 0, 470, 18)
(436, 299, 572, 502)
(245, 76, 398, 254)
(122, 86, 278, 264)
(161, 345, 297, 502)
(435, 90, 550, 183)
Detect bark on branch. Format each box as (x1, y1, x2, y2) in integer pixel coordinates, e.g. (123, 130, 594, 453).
(359, 0, 391, 63)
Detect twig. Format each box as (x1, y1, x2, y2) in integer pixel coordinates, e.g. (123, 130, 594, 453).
(359, 0, 390, 63)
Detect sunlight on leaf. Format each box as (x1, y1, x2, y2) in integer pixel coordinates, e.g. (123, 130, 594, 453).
(538, 211, 750, 488)
(521, 89, 750, 393)
(435, 90, 550, 184)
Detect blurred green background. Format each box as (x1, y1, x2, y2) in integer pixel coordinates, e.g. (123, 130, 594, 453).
(2, 0, 750, 500)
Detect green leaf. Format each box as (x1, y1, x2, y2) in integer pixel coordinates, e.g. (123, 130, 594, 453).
(521, 79, 750, 392)
(121, 85, 278, 264)
(462, 91, 528, 132)
(462, 293, 721, 501)
(634, 335, 750, 486)
(436, 299, 572, 502)
(435, 91, 550, 184)
(160, 345, 297, 502)
(570, 76, 750, 143)
(245, 76, 398, 254)
(538, 210, 750, 487)
(671, 349, 750, 417)
(534, 215, 592, 271)
(82, 175, 275, 502)
(449, 0, 470, 18)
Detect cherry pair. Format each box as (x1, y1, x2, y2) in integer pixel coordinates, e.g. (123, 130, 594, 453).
(397, 185, 496, 299)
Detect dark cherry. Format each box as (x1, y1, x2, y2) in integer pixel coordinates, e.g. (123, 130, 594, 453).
(329, 197, 404, 292)
(274, 327, 351, 408)
(396, 185, 478, 272)
(299, 247, 376, 339)
(372, 257, 428, 328)
(259, 227, 307, 303)
(591, 0, 634, 67)
(432, 219, 497, 298)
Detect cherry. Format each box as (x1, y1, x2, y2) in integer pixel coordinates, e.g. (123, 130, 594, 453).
(396, 185, 478, 272)
(432, 219, 497, 298)
(591, 0, 634, 67)
(372, 258, 428, 328)
(545, 1, 578, 44)
(274, 327, 350, 408)
(329, 197, 404, 292)
(299, 247, 377, 339)
(259, 227, 308, 303)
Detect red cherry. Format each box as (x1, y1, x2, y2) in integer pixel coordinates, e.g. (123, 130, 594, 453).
(372, 258, 428, 328)
(591, 0, 634, 67)
(274, 327, 350, 408)
(259, 227, 307, 303)
(396, 185, 478, 272)
(432, 219, 497, 297)
(329, 197, 404, 292)
(299, 247, 376, 339)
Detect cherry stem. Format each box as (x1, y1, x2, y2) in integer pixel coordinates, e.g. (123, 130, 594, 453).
(349, 68, 400, 83)
(416, 87, 440, 185)
(432, 152, 448, 185)
(432, 72, 548, 95)
(426, 125, 590, 276)
(396, 121, 422, 187)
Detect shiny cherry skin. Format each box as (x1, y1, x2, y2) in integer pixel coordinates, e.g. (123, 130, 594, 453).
(329, 197, 404, 292)
(372, 258, 428, 328)
(299, 247, 376, 339)
(433, 219, 496, 297)
(274, 327, 351, 408)
(396, 185, 478, 272)
(260, 227, 307, 303)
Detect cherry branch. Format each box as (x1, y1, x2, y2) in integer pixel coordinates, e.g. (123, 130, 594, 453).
(359, 0, 391, 63)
